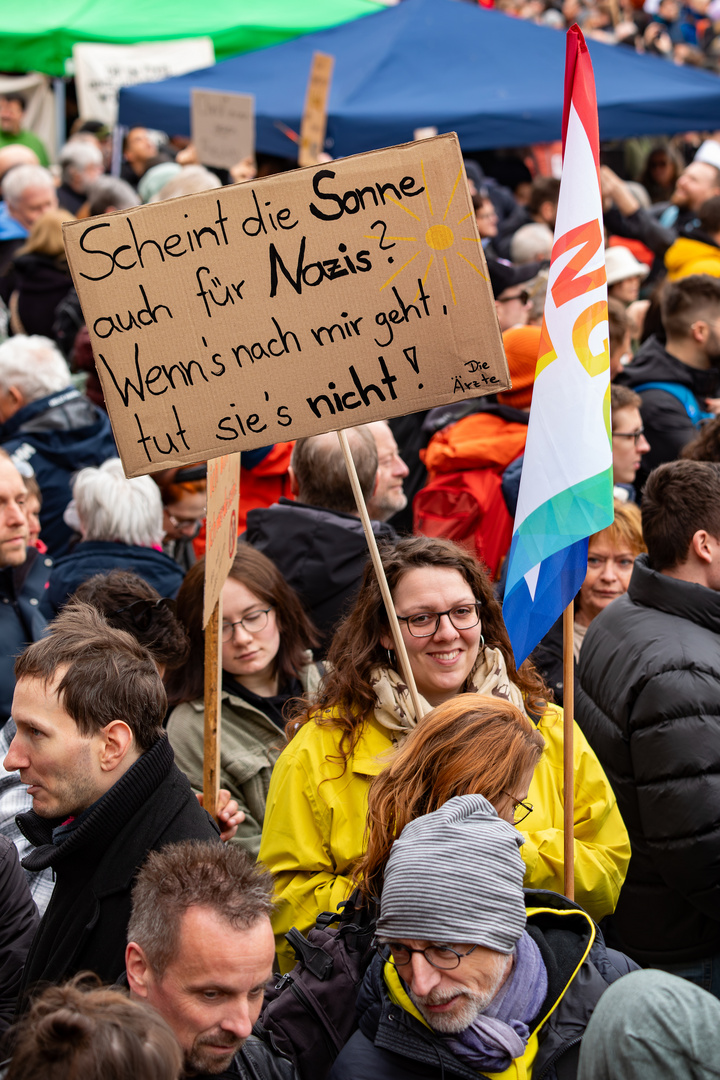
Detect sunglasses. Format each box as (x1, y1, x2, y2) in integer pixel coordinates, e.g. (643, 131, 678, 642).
(496, 290, 530, 305)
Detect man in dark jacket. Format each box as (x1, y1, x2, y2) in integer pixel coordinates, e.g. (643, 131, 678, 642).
(330, 796, 635, 1080)
(0, 335, 116, 556)
(126, 840, 297, 1080)
(618, 274, 720, 490)
(0, 449, 50, 725)
(577, 460, 720, 991)
(245, 428, 394, 648)
(3, 601, 220, 1004)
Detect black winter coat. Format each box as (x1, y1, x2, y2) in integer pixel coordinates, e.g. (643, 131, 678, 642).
(244, 499, 395, 649)
(0, 547, 52, 725)
(192, 1036, 298, 1080)
(576, 555, 720, 965)
(16, 735, 219, 1003)
(329, 890, 636, 1080)
(0, 838, 37, 1034)
(617, 336, 719, 491)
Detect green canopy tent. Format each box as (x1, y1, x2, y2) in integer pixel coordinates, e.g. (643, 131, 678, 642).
(0, 0, 383, 76)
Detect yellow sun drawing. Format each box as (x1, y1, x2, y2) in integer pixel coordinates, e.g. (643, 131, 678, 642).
(364, 163, 488, 306)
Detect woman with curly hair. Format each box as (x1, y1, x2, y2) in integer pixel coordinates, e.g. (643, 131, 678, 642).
(258, 537, 630, 971)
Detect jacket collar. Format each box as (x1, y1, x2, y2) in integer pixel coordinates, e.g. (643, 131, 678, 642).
(18, 734, 174, 872)
(629, 554, 720, 635)
(0, 386, 82, 441)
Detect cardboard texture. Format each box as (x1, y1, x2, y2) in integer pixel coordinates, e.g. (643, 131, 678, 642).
(298, 51, 334, 167)
(191, 89, 255, 171)
(203, 453, 240, 626)
(63, 132, 510, 478)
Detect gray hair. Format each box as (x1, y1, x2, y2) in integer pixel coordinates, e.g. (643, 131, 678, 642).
(128, 840, 273, 977)
(1, 164, 55, 207)
(291, 427, 377, 513)
(87, 176, 140, 216)
(73, 458, 164, 547)
(509, 223, 554, 265)
(58, 140, 103, 185)
(152, 165, 222, 203)
(0, 335, 70, 401)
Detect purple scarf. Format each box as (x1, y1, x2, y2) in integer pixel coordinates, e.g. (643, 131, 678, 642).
(443, 931, 548, 1072)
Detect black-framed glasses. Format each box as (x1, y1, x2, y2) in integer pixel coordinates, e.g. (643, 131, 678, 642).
(496, 290, 529, 305)
(501, 792, 534, 824)
(373, 938, 479, 971)
(221, 608, 273, 642)
(397, 603, 482, 638)
(612, 429, 645, 445)
(113, 597, 177, 630)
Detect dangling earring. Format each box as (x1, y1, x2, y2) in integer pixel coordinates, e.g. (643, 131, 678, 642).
(386, 648, 396, 669)
(480, 634, 485, 648)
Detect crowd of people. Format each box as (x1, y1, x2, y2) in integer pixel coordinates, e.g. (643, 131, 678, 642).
(0, 63, 719, 1080)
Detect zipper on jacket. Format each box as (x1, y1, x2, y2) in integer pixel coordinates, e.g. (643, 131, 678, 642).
(535, 1035, 582, 1080)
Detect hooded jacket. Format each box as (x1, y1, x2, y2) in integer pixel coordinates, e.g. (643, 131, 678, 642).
(664, 232, 720, 281)
(1, 386, 116, 556)
(576, 554, 720, 965)
(16, 735, 219, 1000)
(258, 704, 630, 973)
(0, 546, 52, 725)
(618, 336, 718, 489)
(329, 891, 637, 1080)
(244, 499, 395, 648)
(43, 539, 184, 616)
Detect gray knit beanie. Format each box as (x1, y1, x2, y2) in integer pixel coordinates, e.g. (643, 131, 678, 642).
(376, 794, 526, 954)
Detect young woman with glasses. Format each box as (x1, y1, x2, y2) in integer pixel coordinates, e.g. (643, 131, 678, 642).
(258, 536, 630, 972)
(165, 545, 320, 857)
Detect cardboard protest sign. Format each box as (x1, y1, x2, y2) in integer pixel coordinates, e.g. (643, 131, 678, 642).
(191, 90, 254, 171)
(203, 453, 240, 627)
(63, 132, 509, 478)
(298, 52, 334, 168)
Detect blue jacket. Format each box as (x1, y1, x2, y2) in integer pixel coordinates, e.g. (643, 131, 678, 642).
(43, 540, 185, 617)
(1, 387, 116, 557)
(0, 547, 52, 724)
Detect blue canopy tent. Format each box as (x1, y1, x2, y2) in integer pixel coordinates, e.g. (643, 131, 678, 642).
(119, 0, 720, 156)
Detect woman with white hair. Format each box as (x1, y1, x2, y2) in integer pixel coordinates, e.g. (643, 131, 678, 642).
(42, 458, 184, 615)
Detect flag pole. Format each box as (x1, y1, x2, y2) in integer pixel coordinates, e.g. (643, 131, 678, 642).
(337, 429, 425, 721)
(562, 602, 575, 900)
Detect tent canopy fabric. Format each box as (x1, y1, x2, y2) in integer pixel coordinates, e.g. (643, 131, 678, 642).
(0, 0, 382, 78)
(120, 0, 720, 155)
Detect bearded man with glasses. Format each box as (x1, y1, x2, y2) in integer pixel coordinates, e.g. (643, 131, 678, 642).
(330, 795, 637, 1080)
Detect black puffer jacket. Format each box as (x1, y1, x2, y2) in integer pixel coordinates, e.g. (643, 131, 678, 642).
(329, 890, 636, 1080)
(618, 336, 719, 490)
(245, 499, 395, 649)
(576, 554, 720, 965)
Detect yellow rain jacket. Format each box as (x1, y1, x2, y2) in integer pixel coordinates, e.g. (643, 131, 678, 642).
(664, 235, 720, 281)
(258, 704, 630, 972)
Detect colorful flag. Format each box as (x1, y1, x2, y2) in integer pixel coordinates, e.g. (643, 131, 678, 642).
(502, 26, 614, 668)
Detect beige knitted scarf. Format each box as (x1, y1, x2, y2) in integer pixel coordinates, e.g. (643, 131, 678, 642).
(370, 645, 526, 738)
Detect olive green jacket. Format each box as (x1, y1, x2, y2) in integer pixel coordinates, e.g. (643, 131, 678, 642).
(167, 660, 322, 858)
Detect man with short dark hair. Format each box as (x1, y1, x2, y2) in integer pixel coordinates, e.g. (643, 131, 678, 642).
(126, 840, 296, 1079)
(245, 427, 395, 647)
(0, 94, 49, 167)
(331, 796, 635, 1079)
(577, 460, 720, 993)
(618, 273, 720, 487)
(4, 602, 220, 1000)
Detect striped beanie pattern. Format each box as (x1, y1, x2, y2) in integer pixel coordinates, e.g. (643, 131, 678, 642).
(376, 794, 526, 955)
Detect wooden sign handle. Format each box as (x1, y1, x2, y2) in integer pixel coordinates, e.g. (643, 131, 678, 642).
(337, 429, 425, 721)
(562, 601, 575, 901)
(203, 596, 222, 820)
